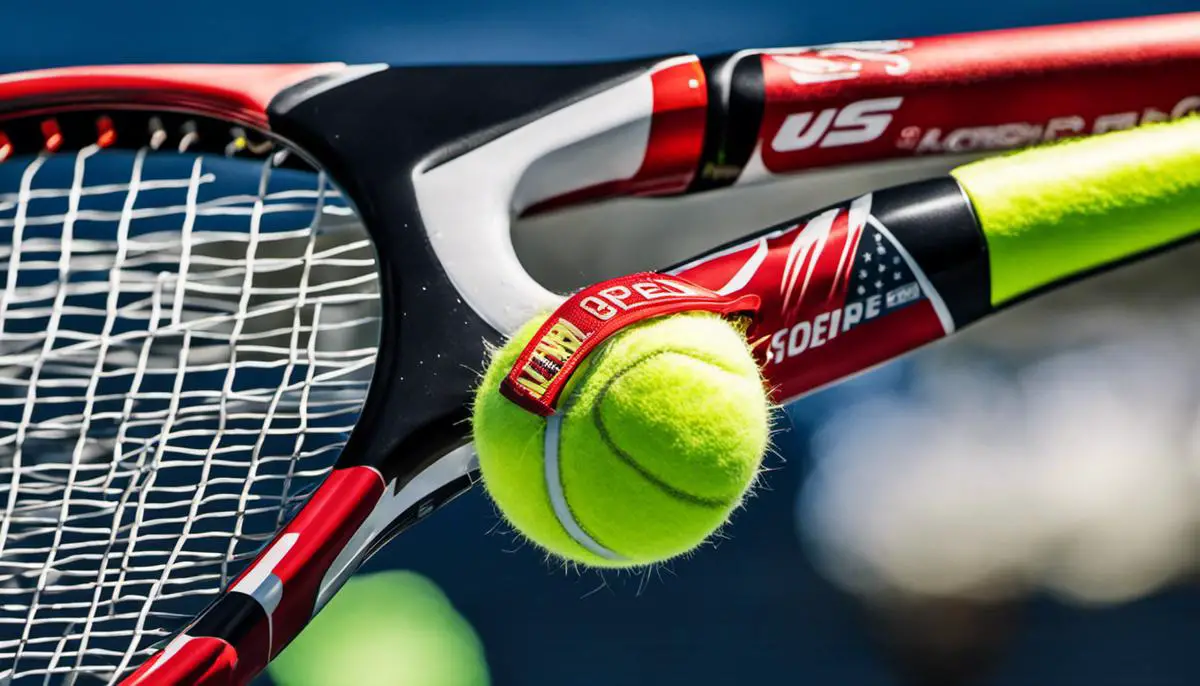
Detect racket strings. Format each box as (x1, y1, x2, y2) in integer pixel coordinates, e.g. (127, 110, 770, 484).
(0, 142, 381, 683)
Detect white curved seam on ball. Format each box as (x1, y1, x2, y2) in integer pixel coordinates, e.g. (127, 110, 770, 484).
(544, 411, 624, 561)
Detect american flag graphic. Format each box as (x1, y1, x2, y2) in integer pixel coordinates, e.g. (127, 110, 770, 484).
(673, 193, 953, 402)
(844, 224, 924, 318)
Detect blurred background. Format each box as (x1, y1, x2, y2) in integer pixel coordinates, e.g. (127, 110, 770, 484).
(11, 1, 1200, 684)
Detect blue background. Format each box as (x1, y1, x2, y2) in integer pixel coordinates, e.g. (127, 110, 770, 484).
(4, 1, 1198, 69)
(9, 2, 1199, 684)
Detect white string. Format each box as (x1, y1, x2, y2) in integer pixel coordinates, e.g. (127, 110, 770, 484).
(55, 146, 142, 682)
(9, 143, 91, 676)
(0, 142, 381, 684)
(0, 155, 44, 574)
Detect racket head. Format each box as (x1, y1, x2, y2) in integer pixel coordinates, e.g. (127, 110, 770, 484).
(0, 58, 676, 684)
(0, 65, 397, 684)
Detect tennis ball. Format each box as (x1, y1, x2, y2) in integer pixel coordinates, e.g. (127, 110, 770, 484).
(268, 571, 490, 686)
(472, 311, 770, 568)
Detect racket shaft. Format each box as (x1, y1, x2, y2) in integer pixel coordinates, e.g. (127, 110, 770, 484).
(675, 116, 1200, 403)
(521, 11, 1200, 213)
(701, 12, 1200, 186)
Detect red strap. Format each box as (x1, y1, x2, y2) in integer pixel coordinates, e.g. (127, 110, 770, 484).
(500, 273, 760, 416)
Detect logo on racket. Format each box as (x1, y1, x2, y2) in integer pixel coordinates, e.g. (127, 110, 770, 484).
(672, 193, 953, 400)
(768, 41, 912, 85)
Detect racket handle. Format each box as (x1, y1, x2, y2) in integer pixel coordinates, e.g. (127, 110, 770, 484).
(953, 115, 1200, 306)
(677, 116, 1200, 403)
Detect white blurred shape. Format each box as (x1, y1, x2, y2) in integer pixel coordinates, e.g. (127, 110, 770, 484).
(803, 374, 1047, 602)
(1019, 343, 1199, 605)
(800, 245, 1200, 606)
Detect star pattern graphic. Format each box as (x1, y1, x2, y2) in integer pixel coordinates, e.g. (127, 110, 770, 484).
(845, 224, 923, 317)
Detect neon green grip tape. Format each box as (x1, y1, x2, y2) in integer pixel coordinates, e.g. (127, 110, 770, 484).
(951, 117, 1200, 306)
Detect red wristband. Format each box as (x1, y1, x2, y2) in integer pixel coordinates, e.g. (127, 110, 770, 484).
(500, 272, 760, 417)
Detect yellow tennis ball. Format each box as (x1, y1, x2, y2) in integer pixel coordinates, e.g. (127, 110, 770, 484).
(472, 311, 770, 568)
(268, 571, 490, 686)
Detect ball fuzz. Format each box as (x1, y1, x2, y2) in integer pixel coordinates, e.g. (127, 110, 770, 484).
(472, 312, 770, 568)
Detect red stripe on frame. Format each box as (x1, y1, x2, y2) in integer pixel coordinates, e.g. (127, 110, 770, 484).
(208, 465, 386, 683)
(255, 466, 385, 661)
(632, 58, 709, 196)
(123, 636, 237, 686)
(0, 64, 344, 129)
(523, 58, 708, 214)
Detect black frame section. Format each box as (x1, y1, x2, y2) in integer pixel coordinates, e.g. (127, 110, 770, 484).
(265, 60, 663, 483)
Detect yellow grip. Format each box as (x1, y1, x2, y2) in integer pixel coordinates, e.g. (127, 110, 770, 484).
(951, 116, 1200, 306)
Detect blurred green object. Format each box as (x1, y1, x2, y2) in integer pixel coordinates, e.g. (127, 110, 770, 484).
(268, 570, 490, 686)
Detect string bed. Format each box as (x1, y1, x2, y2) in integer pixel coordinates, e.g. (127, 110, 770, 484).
(0, 143, 381, 684)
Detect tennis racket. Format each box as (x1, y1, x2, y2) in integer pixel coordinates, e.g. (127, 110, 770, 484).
(0, 11, 1196, 685)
